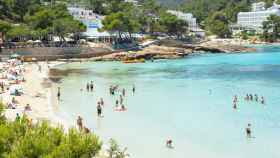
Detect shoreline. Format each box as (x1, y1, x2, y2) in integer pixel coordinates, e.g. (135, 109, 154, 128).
(3, 61, 70, 128)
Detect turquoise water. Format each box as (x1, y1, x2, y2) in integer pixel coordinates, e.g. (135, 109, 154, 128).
(56, 46, 280, 158)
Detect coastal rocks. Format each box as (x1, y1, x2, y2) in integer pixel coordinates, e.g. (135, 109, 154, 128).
(194, 43, 256, 53)
(92, 45, 192, 61)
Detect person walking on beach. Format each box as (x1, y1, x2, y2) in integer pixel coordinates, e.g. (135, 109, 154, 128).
(97, 102, 102, 117)
(57, 87, 61, 101)
(246, 123, 252, 138)
(77, 116, 83, 131)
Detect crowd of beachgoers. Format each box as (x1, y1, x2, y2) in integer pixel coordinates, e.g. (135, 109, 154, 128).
(1, 58, 67, 127)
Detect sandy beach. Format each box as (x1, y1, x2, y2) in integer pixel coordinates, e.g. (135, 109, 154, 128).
(2, 61, 68, 127)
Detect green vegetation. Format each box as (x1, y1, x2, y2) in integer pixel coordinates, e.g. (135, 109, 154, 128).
(0, 102, 101, 158)
(99, 0, 189, 41)
(262, 14, 280, 42)
(0, 0, 85, 42)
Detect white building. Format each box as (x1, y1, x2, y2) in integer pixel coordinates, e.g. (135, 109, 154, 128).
(68, 7, 114, 42)
(167, 10, 197, 31)
(233, 2, 280, 34)
(167, 10, 205, 37)
(252, 2, 266, 12)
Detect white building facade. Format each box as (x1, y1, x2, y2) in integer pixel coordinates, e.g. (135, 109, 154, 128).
(167, 10, 205, 36)
(167, 10, 198, 31)
(233, 2, 280, 34)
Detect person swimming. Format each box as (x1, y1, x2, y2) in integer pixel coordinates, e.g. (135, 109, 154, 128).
(166, 139, 173, 148)
(246, 123, 252, 138)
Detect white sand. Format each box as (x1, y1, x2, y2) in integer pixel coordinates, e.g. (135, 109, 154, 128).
(3, 61, 68, 127)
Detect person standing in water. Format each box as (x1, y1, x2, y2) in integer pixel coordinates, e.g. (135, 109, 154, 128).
(261, 96, 265, 104)
(86, 83, 90, 92)
(132, 85, 135, 94)
(57, 87, 61, 101)
(115, 99, 119, 108)
(246, 123, 252, 138)
(122, 88, 126, 97)
(97, 102, 102, 117)
(233, 102, 237, 110)
(90, 81, 94, 92)
(100, 98, 104, 106)
(77, 116, 83, 131)
(120, 95, 123, 105)
(254, 94, 258, 102)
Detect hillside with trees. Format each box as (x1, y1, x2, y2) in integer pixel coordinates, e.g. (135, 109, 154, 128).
(0, 0, 86, 43)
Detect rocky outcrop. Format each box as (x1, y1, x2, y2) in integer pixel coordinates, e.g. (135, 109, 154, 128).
(194, 43, 256, 53)
(91, 45, 193, 61)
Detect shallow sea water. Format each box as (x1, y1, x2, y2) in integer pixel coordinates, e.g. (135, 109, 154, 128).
(56, 45, 280, 158)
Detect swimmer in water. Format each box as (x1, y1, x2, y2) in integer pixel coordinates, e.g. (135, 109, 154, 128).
(246, 123, 252, 138)
(166, 139, 173, 148)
